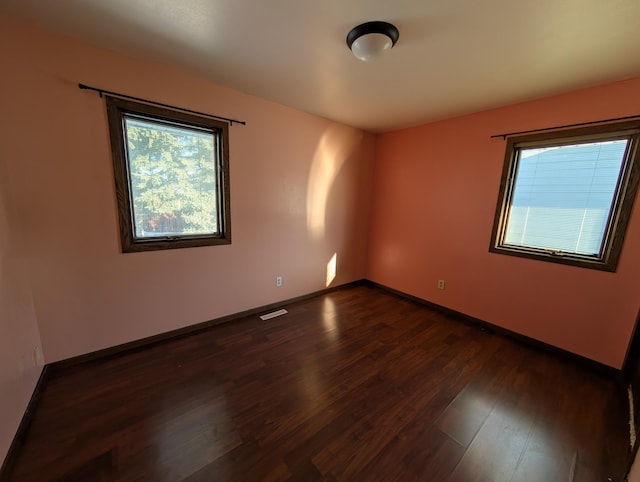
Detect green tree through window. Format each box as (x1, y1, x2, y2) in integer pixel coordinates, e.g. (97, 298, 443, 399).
(106, 97, 231, 252)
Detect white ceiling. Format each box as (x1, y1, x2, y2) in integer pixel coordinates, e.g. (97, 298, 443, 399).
(3, 0, 640, 132)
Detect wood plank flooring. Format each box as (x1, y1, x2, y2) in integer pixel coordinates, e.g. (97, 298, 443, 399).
(5, 284, 629, 481)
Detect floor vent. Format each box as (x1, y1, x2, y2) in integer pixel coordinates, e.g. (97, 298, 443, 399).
(259, 309, 288, 321)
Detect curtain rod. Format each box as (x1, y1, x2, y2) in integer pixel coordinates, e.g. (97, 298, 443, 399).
(491, 113, 640, 140)
(78, 83, 246, 126)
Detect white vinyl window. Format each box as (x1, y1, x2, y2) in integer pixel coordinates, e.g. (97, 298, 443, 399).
(490, 121, 640, 271)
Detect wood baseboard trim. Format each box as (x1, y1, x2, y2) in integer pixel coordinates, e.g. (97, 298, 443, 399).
(48, 279, 367, 372)
(0, 366, 51, 482)
(47, 277, 619, 378)
(365, 280, 620, 379)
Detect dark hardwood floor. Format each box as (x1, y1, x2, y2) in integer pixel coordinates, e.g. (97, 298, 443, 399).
(5, 284, 629, 481)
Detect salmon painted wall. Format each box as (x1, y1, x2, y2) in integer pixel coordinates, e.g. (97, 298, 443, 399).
(0, 15, 374, 364)
(0, 168, 43, 463)
(368, 77, 640, 369)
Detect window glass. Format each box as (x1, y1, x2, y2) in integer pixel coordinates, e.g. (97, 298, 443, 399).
(503, 139, 627, 256)
(124, 116, 219, 239)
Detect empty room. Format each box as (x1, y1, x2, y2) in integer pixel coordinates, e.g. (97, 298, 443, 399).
(2, 1, 640, 481)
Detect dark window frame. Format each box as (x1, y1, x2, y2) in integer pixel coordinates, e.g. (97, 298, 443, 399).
(489, 120, 640, 272)
(106, 96, 231, 253)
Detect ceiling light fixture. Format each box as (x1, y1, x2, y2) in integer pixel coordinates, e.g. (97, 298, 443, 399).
(346, 21, 399, 62)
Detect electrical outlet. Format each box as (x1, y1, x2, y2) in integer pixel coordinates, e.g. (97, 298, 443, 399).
(438, 280, 445, 290)
(276, 276, 282, 287)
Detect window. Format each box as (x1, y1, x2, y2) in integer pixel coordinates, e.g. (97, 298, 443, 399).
(106, 97, 231, 252)
(490, 121, 640, 271)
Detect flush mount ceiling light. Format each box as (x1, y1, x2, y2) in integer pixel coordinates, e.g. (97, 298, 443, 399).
(346, 21, 399, 62)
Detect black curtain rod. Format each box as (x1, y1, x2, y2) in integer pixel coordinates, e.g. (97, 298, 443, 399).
(491, 113, 640, 140)
(78, 83, 246, 126)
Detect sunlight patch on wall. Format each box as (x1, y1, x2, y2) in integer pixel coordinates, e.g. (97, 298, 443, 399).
(306, 125, 362, 240)
(326, 252, 337, 287)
